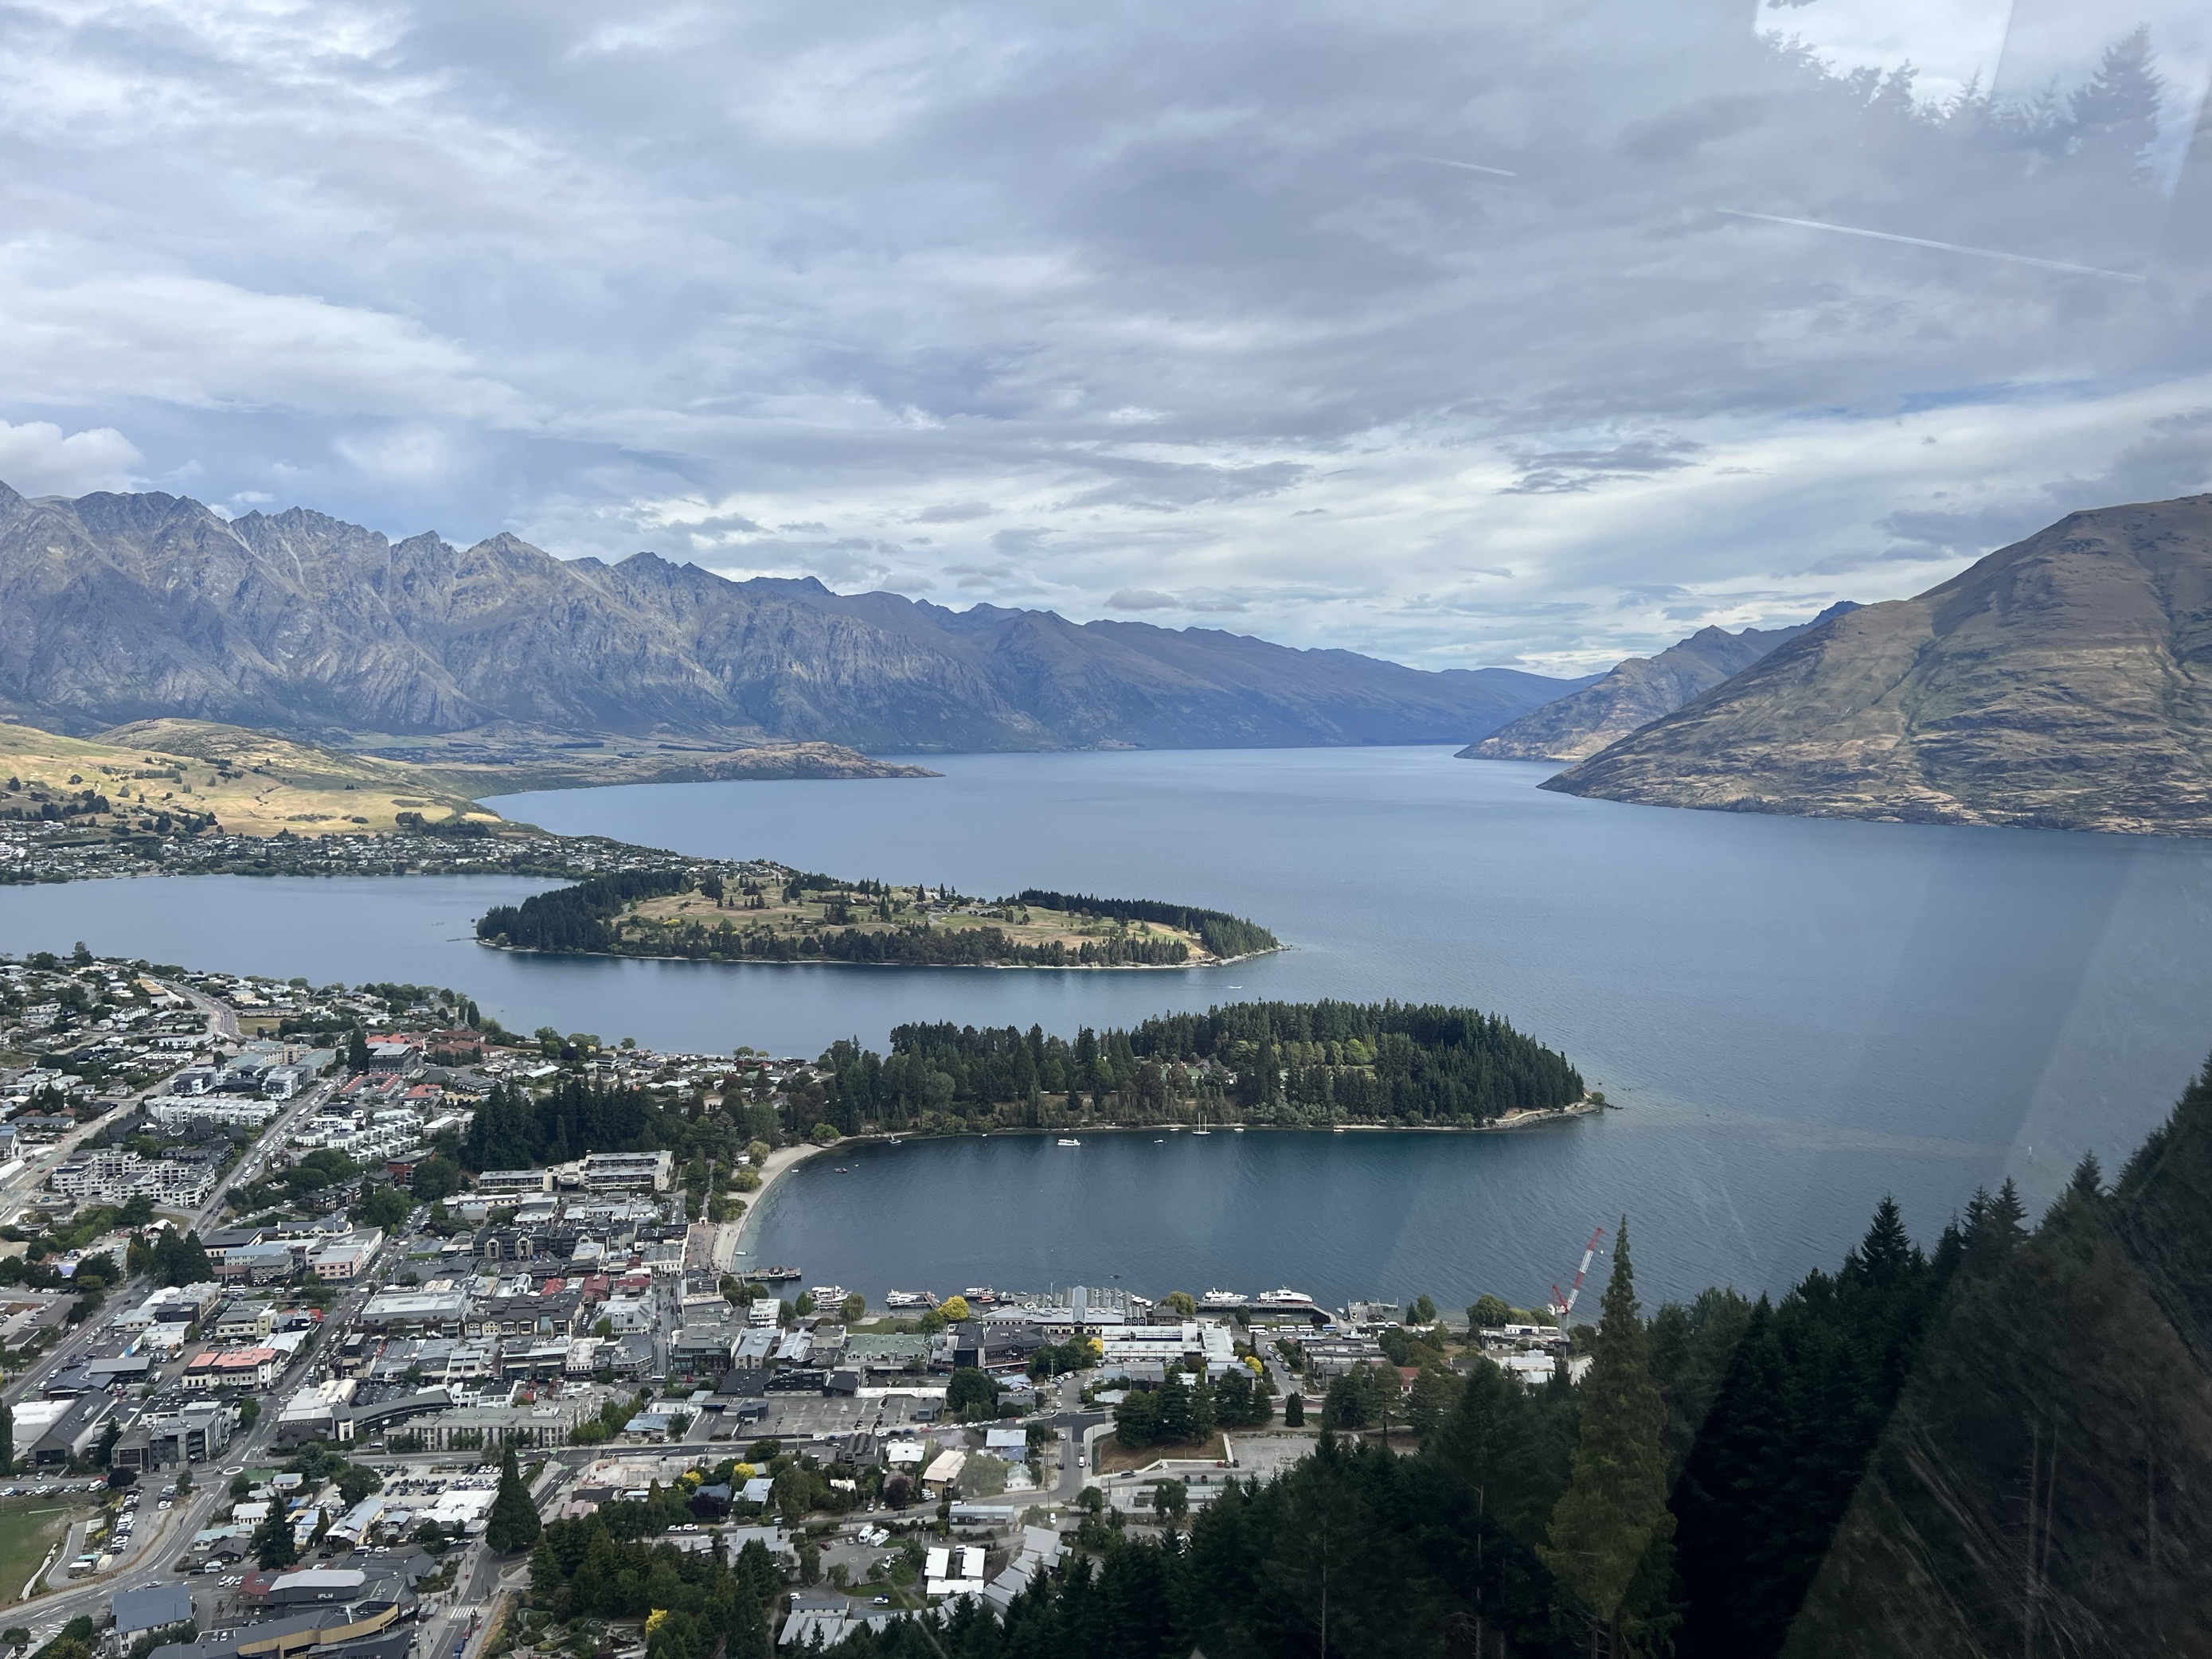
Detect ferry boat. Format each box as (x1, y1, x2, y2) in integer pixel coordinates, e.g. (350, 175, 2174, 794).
(1201, 1288, 1246, 1306)
(742, 1265, 802, 1283)
(1254, 1286, 1316, 1309)
(1057, 1137, 1082, 1146)
(808, 1285, 848, 1306)
(885, 1289, 932, 1308)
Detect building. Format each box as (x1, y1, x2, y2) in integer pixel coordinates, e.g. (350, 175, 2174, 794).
(366, 1043, 424, 1077)
(358, 1290, 469, 1336)
(143, 1095, 282, 1131)
(183, 1346, 283, 1391)
(214, 1300, 277, 1341)
(113, 1584, 195, 1637)
(31, 1394, 114, 1467)
(111, 1401, 238, 1471)
(475, 1169, 552, 1196)
(47, 1148, 216, 1206)
(582, 1150, 674, 1193)
(310, 1232, 383, 1281)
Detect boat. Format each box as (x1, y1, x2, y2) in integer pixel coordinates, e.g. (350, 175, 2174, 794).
(961, 1286, 1000, 1306)
(1192, 1129, 1211, 1136)
(742, 1265, 802, 1283)
(1200, 1289, 1246, 1306)
(1057, 1137, 1082, 1146)
(885, 1289, 932, 1308)
(808, 1285, 848, 1305)
(1232, 1126, 1245, 1134)
(1255, 1286, 1316, 1309)
(1167, 1125, 1182, 1134)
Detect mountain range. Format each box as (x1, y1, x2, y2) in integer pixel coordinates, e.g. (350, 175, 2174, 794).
(1460, 603, 1859, 763)
(1546, 494, 2212, 835)
(0, 481, 1590, 753)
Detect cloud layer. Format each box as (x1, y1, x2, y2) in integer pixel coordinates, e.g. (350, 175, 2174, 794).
(0, 0, 2207, 670)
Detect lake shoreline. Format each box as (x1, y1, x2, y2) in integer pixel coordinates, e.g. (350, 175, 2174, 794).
(817, 1099, 1604, 1150)
(475, 938, 1289, 973)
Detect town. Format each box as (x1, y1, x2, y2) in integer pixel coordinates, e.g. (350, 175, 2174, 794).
(0, 950, 1588, 1654)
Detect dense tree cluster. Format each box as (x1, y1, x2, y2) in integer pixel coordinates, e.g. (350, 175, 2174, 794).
(815, 1001, 1581, 1133)
(530, 1502, 783, 1659)
(478, 869, 691, 952)
(1012, 891, 1278, 960)
(1113, 1364, 1273, 1450)
(626, 919, 1202, 967)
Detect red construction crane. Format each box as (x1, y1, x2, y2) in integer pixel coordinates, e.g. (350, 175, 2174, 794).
(1549, 1224, 1605, 1328)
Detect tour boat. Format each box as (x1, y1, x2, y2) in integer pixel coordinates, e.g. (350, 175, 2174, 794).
(1255, 1287, 1316, 1309)
(1201, 1289, 1246, 1306)
(1057, 1137, 1082, 1146)
(885, 1289, 931, 1307)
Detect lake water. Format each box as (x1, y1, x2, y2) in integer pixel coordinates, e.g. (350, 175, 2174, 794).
(4, 745, 2210, 1308)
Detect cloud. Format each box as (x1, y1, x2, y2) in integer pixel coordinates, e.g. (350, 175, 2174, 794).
(0, 0, 2205, 669)
(1503, 437, 1707, 495)
(0, 419, 142, 495)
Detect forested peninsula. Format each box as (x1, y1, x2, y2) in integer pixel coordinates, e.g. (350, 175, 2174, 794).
(475, 863, 1280, 969)
(815, 1000, 1587, 1133)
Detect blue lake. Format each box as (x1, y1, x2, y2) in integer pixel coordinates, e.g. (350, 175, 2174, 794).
(4, 745, 2210, 1308)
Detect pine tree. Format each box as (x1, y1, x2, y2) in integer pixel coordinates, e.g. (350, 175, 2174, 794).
(485, 1445, 542, 1551)
(252, 1505, 299, 1569)
(1541, 1219, 1674, 1657)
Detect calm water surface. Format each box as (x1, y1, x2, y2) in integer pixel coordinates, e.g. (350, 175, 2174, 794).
(3, 746, 2209, 1306)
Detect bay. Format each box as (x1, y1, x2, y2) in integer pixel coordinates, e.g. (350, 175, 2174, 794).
(2, 744, 2208, 1306)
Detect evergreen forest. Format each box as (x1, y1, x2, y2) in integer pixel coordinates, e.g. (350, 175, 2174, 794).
(817, 1001, 1585, 1132)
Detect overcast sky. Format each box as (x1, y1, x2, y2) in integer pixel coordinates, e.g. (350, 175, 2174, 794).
(2, 0, 2208, 673)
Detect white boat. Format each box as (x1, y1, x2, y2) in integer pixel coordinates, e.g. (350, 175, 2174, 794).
(1232, 1126, 1245, 1133)
(885, 1290, 932, 1308)
(808, 1285, 848, 1305)
(961, 1286, 1000, 1306)
(1200, 1288, 1245, 1306)
(1057, 1137, 1082, 1146)
(1255, 1286, 1316, 1308)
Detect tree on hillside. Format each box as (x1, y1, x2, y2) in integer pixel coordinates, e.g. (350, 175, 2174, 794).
(1541, 1219, 1674, 1657)
(485, 1446, 542, 1552)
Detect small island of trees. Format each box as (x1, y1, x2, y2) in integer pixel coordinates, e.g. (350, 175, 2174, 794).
(815, 999, 1585, 1133)
(475, 863, 1279, 969)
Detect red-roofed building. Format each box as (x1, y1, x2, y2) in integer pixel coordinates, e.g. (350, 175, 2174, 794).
(183, 1346, 282, 1390)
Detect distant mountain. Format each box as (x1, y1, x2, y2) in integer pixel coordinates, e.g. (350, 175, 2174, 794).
(1545, 494, 2212, 835)
(0, 481, 1585, 752)
(1459, 604, 1859, 763)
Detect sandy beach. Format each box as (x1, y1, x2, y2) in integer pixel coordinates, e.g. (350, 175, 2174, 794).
(727, 1138, 832, 1260)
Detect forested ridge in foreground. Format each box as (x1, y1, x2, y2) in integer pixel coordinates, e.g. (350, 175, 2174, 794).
(476, 865, 1278, 968)
(816, 1000, 1585, 1132)
(817, 1060, 2212, 1657)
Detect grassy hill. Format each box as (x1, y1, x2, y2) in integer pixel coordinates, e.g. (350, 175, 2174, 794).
(2, 717, 498, 837)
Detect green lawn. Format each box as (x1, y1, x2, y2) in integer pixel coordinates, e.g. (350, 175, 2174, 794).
(0, 1499, 88, 1602)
